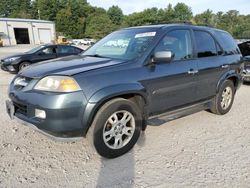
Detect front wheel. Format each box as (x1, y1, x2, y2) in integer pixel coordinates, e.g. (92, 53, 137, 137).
(19, 62, 31, 72)
(87, 98, 142, 158)
(210, 80, 235, 115)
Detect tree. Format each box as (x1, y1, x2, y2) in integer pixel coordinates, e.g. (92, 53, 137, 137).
(173, 3, 193, 21)
(194, 9, 215, 26)
(107, 5, 124, 25)
(55, 0, 90, 38)
(85, 11, 115, 39)
(0, 0, 31, 18)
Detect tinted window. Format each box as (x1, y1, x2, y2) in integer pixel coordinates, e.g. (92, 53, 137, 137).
(155, 30, 193, 61)
(215, 31, 240, 55)
(194, 31, 217, 58)
(238, 41, 250, 56)
(58, 46, 77, 54)
(41, 47, 56, 54)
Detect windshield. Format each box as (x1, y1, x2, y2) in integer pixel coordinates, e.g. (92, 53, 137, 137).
(82, 29, 157, 60)
(26, 45, 45, 54)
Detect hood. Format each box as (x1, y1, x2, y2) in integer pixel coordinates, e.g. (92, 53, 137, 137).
(19, 55, 126, 78)
(1, 53, 26, 60)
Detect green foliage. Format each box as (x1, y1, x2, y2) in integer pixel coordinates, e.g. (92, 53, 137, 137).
(173, 3, 193, 21)
(0, 1, 250, 39)
(0, 0, 31, 18)
(85, 10, 115, 39)
(107, 5, 124, 25)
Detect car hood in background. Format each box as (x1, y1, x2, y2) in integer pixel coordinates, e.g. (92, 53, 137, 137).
(1, 53, 26, 60)
(19, 55, 126, 78)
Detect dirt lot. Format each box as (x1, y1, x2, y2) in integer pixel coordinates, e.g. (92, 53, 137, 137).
(0, 45, 250, 187)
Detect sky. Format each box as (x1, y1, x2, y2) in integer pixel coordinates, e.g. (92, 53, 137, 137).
(87, 0, 250, 15)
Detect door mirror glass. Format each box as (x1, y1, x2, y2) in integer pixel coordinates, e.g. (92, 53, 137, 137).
(153, 51, 174, 63)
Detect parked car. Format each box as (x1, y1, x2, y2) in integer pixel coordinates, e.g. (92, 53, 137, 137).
(238, 41, 250, 82)
(0, 44, 83, 73)
(6, 24, 243, 158)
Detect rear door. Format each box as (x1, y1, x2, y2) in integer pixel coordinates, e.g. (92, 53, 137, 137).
(144, 29, 199, 114)
(193, 30, 238, 100)
(57, 46, 80, 57)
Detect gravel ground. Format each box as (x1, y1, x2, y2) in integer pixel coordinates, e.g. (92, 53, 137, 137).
(0, 45, 250, 187)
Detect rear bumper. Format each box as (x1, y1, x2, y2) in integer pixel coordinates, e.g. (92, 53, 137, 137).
(8, 89, 88, 138)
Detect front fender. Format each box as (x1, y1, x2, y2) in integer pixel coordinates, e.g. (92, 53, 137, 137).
(81, 83, 148, 135)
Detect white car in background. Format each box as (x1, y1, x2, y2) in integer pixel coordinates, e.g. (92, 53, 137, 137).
(70, 39, 96, 46)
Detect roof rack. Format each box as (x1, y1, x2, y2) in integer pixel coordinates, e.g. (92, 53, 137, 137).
(150, 21, 193, 25)
(197, 24, 215, 28)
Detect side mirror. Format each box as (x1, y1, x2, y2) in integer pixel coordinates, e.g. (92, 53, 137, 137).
(152, 51, 174, 64)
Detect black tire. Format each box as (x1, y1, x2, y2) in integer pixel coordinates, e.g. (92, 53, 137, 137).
(210, 80, 235, 115)
(87, 98, 142, 158)
(19, 62, 31, 72)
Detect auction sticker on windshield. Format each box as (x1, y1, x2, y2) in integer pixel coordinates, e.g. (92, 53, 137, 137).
(135, 32, 156, 38)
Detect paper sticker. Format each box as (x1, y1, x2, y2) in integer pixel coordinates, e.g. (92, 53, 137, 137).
(135, 32, 156, 38)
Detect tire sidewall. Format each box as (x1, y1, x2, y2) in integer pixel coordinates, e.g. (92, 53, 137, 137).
(91, 99, 142, 158)
(19, 62, 30, 72)
(216, 80, 235, 115)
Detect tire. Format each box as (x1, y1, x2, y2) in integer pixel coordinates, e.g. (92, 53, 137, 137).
(87, 98, 142, 158)
(19, 62, 31, 72)
(210, 80, 235, 115)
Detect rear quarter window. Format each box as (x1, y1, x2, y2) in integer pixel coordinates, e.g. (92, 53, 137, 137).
(214, 31, 240, 55)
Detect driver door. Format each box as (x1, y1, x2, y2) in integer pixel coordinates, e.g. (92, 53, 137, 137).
(33, 46, 57, 63)
(143, 29, 199, 115)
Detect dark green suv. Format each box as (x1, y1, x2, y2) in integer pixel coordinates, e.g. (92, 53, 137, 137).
(6, 24, 243, 158)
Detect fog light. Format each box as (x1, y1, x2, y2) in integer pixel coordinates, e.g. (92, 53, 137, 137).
(35, 109, 46, 119)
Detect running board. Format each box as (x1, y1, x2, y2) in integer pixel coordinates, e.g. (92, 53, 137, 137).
(148, 100, 212, 126)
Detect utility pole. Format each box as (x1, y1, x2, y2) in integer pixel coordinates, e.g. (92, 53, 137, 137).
(38, 9, 41, 20)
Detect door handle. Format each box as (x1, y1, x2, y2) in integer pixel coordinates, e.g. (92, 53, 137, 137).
(188, 69, 199, 74)
(221, 64, 229, 69)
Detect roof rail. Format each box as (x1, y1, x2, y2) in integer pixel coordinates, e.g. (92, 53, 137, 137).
(149, 20, 193, 25)
(196, 24, 215, 28)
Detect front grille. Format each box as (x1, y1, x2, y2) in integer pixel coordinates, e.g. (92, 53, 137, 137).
(13, 101, 27, 116)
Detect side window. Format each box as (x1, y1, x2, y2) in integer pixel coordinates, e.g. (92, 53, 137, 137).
(155, 30, 193, 61)
(194, 31, 217, 58)
(215, 31, 240, 55)
(74, 47, 82, 54)
(58, 46, 75, 54)
(41, 47, 56, 54)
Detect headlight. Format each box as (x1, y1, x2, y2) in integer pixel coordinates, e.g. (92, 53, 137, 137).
(34, 76, 81, 92)
(5, 57, 20, 62)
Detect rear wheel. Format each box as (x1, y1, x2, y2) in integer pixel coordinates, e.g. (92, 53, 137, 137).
(87, 98, 142, 158)
(210, 80, 235, 115)
(19, 62, 31, 72)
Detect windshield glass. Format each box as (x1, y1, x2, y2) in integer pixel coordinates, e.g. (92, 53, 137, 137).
(26, 45, 45, 54)
(82, 29, 157, 60)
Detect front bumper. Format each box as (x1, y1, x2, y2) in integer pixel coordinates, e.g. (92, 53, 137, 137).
(8, 87, 88, 138)
(1, 60, 17, 72)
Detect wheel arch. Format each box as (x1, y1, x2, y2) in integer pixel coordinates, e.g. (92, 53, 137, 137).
(82, 84, 149, 136)
(216, 71, 241, 93)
